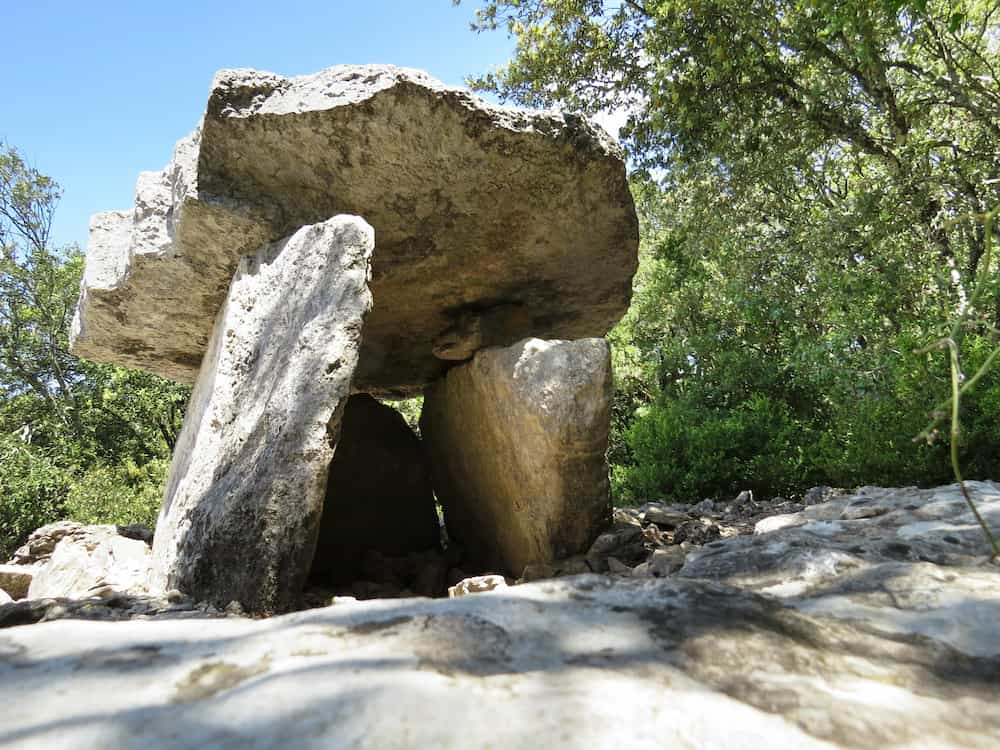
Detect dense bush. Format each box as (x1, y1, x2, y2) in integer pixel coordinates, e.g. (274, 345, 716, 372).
(616, 393, 811, 504)
(0, 435, 71, 559)
(610, 328, 999, 505)
(63, 458, 168, 529)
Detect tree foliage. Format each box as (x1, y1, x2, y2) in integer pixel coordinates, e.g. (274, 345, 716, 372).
(0, 144, 188, 556)
(462, 0, 1000, 502)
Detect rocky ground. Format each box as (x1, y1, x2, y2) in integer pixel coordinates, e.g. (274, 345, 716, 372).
(1, 481, 998, 748)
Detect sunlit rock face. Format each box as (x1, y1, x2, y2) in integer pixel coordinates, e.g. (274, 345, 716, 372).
(150, 216, 373, 613)
(70, 65, 638, 397)
(421, 338, 614, 577)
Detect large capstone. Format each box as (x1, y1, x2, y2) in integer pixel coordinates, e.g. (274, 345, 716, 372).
(70, 65, 638, 397)
(310, 394, 441, 586)
(421, 338, 613, 577)
(151, 216, 374, 612)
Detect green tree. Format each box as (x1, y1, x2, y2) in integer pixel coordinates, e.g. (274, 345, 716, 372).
(461, 0, 1000, 502)
(0, 144, 188, 556)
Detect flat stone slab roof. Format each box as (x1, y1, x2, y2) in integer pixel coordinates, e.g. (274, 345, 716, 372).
(71, 65, 638, 395)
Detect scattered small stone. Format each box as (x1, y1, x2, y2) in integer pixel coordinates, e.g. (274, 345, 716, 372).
(448, 575, 508, 598)
(88, 585, 117, 600)
(673, 520, 721, 546)
(0, 564, 35, 600)
(606, 557, 632, 575)
(587, 525, 645, 571)
(841, 505, 889, 520)
(649, 548, 686, 577)
(754, 513, 804, 535)
(804, 486, 834, 505)
(643, 506, 688, 528)
(691, 499, 715, 515)
(641, 524, 667, 546)
(630, 561, 649, 577)
(519, 562, 556, 583)
(613, 508, 643, 526)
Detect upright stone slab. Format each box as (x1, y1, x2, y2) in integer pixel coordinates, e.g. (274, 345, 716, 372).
(311, 394, 441, 585)
(421, 338, 613, 576)
(151, 216, 374, 612)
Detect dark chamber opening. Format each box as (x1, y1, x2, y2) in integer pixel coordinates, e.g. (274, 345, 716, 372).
(306, 394, 461, 600)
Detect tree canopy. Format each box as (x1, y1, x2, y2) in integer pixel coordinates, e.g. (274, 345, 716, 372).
(0, 144, 188, 556)
(461, 0, 1000, 502)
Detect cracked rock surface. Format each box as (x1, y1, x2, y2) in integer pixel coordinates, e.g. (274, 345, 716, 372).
(2, 482, 998, 748)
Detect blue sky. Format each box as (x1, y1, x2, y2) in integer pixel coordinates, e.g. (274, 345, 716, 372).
(1, 1, 515, 249)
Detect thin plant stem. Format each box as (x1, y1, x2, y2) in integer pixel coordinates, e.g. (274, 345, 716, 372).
(947, 338, 1000, 560)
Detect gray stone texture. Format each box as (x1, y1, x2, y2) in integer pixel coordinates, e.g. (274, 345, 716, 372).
(2, 543, 997, 747)
(70, 65, 638, 397)
(150, 216, 374, 613)
(3, 483, 999, 748)
(310, 394, 441, 586)
(421, 338, 614, 576)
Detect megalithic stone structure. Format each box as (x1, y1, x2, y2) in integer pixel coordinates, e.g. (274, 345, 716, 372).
(71, 65, 639, 612)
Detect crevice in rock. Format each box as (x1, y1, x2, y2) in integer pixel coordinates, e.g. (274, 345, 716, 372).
(305, 394, 485, 603)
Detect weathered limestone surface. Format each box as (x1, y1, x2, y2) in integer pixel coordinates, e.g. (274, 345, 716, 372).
(27, 529, 152, 601)
(421, 338, 613, 576)
(150, 216, 374, 612)
(2, 483, 999, 748)
(71, 65, 638, 396)
(311, 394, 440, 585)
(3, 569, 998, 747)
(4, 522, 153, 600)
(680, 482, 1000, 636)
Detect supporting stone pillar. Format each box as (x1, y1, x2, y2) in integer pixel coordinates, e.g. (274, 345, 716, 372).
(151, 216, 374, 613)
(311, 394, 441, 586)
(420, 338, 613, 577)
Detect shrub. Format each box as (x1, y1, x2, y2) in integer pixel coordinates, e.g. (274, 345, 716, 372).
(64, 458, 168, 529)
(0, 435, 71, 559)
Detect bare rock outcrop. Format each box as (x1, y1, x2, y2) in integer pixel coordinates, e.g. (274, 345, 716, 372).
(3, 494, 998, 750)
(3, 484, 999, 748)
(150, 216, 374, 612)
(70, 65, 638, 397)
(421, 338, 613, 576)
(4, 522, 153, 600)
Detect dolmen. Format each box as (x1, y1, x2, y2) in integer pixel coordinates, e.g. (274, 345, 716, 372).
(71, 65, 639, 612)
